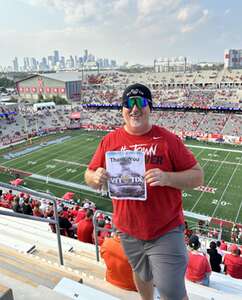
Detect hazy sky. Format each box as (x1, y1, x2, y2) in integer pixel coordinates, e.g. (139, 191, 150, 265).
(0, 0, 241, 67)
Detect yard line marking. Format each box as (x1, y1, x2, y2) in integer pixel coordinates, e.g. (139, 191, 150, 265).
(26, 176, 112, 202)
(201, 159, 242, 166)
(235, 199, 242, 223)
(191, 152, 231, 212)
(53, 159, 87, 167)
(211, 155, 242, 218)
(31, 136, 96, 175)
(187, 144, 242, 154)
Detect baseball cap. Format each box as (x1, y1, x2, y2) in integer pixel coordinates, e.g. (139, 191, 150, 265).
(122, 83, 152, 109)
(229, 244, 238, 252)
(189, 235, 200, 249)
(83, 202, 90, 209)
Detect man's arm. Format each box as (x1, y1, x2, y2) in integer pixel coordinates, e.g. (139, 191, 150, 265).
(85, 167, 108, 190)
(145, 163, 204, 190)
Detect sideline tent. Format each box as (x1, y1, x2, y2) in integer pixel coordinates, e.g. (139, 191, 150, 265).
(63, 192, 74, 200)
(10, 178, 24, 186)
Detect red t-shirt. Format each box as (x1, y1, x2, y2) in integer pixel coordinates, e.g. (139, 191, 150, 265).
(88, 125, 197, 240)
(224, 254, 242, 279)
(100, 236, 137, 291)
(75, 209, 86, 223)
(186, 251, 211, 282)
(220, 242, 228, 251)
(77, 218, 94, 244)
(5, 193, 14, 202)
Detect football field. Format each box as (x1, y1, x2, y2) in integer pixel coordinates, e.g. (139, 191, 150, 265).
(0, 130, 241, 224)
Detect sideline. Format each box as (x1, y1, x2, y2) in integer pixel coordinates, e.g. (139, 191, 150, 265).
(187, 144, 242, 154)
(30, 173, 98, 193)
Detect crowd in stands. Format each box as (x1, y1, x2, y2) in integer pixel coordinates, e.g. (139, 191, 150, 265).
(0, 187, 242, 292)
(0, 188, 112, 245)
(1, 84, 242, 147)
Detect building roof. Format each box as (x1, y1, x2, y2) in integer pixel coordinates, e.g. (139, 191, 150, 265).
(16, 72, 83, 84)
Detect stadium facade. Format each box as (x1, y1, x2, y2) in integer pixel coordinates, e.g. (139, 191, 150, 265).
(224, 49, 242, 69)
(16, 72, 83, 102)
(154, 56, 188, 72)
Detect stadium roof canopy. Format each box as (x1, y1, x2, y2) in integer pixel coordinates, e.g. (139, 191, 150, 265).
(41, 71, 83, 82)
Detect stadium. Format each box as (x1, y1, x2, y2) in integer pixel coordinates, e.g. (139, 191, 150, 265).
(0, 69, 242, 299)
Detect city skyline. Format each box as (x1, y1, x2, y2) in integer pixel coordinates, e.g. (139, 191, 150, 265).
(1, 0, 242, 67)
(10, 49, 117, 72)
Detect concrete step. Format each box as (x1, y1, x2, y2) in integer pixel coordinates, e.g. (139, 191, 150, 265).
(186, 280, 242, 300)
(0, 221, 73, 252)
(0, 273, 72, 300)
(0, 232, 35, 254)
(0, 244, 81, 288)
(33, 248, 106, 280)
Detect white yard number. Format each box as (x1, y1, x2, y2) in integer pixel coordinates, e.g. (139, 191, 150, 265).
(46, 164, 56, 169)
(66, 168, 76, 173)
(212, 199, 231, 206)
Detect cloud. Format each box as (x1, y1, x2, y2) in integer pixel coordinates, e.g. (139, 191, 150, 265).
(177, 7, 189, 22)
(224, 8, 231, 15)
(177, 4, 209, 33)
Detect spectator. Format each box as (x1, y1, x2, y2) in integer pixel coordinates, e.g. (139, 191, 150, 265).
(219, 240, 228, 251)
(207, 241, 222, 273)
(85, 83, 203, 300)
(223, 244, 242, 279)
(216, 241, 225, 256)
(33, 201, 44, 217)
(22, 198, 33, 215)
(74, 202, 90, 223)
(184, 221, 193, 244)
(77, 209, 94, 244)
(57, 207, 75, 238)
(12, 196, 22, 213)
(100, 232, 137, 291)
(186, 235, 211, 286)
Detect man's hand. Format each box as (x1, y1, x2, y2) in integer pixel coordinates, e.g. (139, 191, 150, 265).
(93, 167, 109, 188)
(145, 168, 168, 187)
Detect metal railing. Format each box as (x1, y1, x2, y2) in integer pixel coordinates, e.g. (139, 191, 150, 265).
(0, 182, 64, 265)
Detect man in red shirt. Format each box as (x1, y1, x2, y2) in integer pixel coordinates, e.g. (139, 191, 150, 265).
(100, 233, 137, 291)
(186, 235, 211, 286)
(224, 244, 242, 279)
(85, 83, 204, 300)
(77, 209, 94, 244)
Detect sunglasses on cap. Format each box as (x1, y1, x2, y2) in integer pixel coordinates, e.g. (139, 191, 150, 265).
(123, 96, 151, 110)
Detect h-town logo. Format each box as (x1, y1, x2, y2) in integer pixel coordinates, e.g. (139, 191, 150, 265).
(126, 88, 144, 96)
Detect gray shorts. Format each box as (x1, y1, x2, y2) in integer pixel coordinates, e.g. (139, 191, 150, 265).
(120, 226, 188, 300)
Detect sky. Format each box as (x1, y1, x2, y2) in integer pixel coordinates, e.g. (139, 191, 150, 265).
(0, 0, 241, 67)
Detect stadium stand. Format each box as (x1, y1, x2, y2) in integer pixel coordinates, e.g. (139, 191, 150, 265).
(1, 198, 242, 300)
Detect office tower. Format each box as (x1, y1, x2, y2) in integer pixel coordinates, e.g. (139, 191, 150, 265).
(53, 50, 60, 65)
(13, 57, 19, 72)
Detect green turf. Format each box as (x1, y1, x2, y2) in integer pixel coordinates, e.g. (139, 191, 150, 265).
(1, 130, 242, 223)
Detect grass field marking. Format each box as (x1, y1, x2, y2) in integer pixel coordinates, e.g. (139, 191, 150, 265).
(201, 158, 242, 166)
(0, 135, 80, 166)
(25, 176, 112, 202)
(53, 159, 84, 166)
(187, 144, 242, 154)
(211, 154, 242, 219)
(191, 151, 231, 212)
(30, 136, 97, 176)
(56, 141, 97, 182)
(235, 200, 242, 223)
